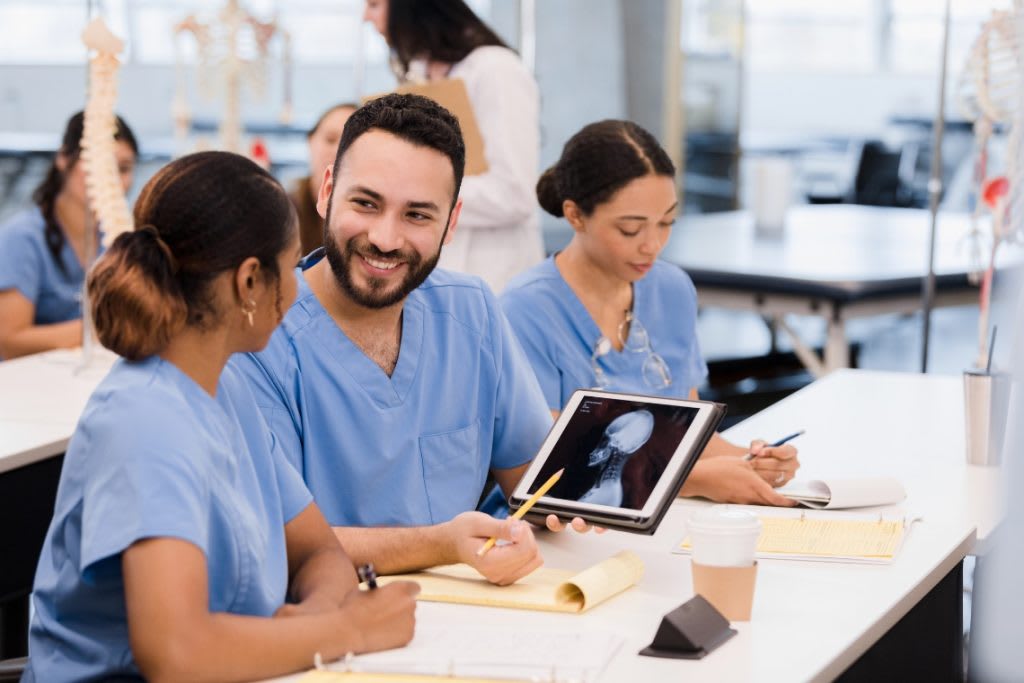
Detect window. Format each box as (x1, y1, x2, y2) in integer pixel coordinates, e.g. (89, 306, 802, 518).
(0, 0, 493, 65)
(745, 0, 877, 73)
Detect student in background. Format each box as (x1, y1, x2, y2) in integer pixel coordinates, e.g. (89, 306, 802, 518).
(363, 0, 543, 292)
(0, 111, 137, 359)
(24, 152, 417, 683)
(501, 120, 800, 506)
(291, 103, 358, 255)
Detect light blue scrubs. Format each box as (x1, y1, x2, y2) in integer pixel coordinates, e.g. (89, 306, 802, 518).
(500, 256, 708, 410)
(0, 207, 85, 325)
(24, 358, 312, 682)
(232, 250, 553, 527)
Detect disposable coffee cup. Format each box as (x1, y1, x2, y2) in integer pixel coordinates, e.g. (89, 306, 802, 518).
(687, 505, 762, 567)
(963, 369, 1010, 467)
(688, 506, 762, 621)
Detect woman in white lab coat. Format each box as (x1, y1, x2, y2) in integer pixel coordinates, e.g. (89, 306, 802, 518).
(364, 0, 543, 293)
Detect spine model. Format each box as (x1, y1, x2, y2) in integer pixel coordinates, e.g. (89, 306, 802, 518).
(81, 19, 133, 248)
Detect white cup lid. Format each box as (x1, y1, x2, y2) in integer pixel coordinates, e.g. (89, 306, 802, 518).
(688, 505, 762, 534)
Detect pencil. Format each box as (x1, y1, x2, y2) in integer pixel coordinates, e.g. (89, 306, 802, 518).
(477, 468, 564, 557)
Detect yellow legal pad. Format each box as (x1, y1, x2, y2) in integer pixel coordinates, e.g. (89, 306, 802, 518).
(377, 550, 644, 613)
(678, 516, 909, 563)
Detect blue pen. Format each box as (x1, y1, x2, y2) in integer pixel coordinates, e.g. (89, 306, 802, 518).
(742, 429, 805, 461)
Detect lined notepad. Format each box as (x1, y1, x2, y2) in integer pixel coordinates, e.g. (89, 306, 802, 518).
(297, 620, 623, 683)
(377, 551, 643, 613)
(676, 515, 915, 564)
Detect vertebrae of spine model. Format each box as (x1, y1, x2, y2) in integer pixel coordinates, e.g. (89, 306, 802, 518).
(81, 19, 133, 247)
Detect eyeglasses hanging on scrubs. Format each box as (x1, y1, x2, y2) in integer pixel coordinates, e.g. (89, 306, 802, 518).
(590, 311, 672, 390)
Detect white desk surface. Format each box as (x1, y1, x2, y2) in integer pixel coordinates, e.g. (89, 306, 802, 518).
(0, 353, 994, 681)
(0, 348, 114, 473)
(264, 502, 973, 683)
(265, 368, 985, 683)
(722, 368, 1002, 547)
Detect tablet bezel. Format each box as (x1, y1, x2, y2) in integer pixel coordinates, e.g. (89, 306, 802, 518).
(508, 389, 725, 533)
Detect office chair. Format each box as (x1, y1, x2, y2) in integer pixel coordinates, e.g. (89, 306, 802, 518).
(848, 140, 919, 207)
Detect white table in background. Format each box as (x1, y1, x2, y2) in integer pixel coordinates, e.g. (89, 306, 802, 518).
(660, 206, 1018, 376)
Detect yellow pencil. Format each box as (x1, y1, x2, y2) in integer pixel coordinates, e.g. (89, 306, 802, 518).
(477, 468, 564, 557)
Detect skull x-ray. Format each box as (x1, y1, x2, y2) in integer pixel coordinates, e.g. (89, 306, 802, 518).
(530, 397, 699, 510)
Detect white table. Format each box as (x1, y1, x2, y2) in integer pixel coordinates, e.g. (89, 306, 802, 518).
(0, 354, 996, 679)
(659, 206, 1018, 376)
(267, 368, 991, 682)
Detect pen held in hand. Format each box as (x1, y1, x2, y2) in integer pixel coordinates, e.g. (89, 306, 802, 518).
(357, 563, 378, 590)
(476, 468, 564, 557)
(742, 429, 805, 462)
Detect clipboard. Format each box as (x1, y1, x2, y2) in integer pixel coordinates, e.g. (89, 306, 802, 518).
(363, 79, 488, 176)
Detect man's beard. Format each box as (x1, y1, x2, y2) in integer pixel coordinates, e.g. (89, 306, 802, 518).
(322, 207, 443, 310)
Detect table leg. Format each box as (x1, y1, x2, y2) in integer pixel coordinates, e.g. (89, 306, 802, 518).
(773, 315, 827, 378)
(824, 309, 851, 372)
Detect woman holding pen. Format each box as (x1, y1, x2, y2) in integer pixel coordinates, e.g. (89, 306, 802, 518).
(501, 120, 800, 506)
(24, 152, 417, 682)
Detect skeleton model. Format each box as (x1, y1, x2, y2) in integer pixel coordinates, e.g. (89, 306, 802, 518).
(173, 0, 292, 154)
(81, 18, 133, 248)
(579, 410, 655, 508)
(956, 5, 1022, 367)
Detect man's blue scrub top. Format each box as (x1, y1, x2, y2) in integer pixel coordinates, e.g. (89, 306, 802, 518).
(234, 255, 553, 527)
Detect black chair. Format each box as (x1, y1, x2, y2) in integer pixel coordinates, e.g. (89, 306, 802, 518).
(848, 140, 920, 207)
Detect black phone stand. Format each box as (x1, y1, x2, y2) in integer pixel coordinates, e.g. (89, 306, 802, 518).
(639, 595, 737, 660)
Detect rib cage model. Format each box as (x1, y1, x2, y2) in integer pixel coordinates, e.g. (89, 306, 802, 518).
(81, 18, 133, 248)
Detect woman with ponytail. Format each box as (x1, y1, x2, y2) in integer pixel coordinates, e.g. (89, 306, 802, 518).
(0, 110, 138, 359)
(501, 120, 801, 507)
(24, 151, 417, 683)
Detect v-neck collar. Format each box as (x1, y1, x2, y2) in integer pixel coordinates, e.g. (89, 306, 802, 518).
(297, 263, 424, 409)
(548, 257, 649, 363)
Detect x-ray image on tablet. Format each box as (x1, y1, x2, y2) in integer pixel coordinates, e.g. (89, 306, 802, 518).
(510, 390, 725, 535)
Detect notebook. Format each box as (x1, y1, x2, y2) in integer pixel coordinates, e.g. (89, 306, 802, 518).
(777, 477, 906, 509)
(297, 617, 623, 683)
(376, 551, 643, 613)
(674, 511, 918, 564)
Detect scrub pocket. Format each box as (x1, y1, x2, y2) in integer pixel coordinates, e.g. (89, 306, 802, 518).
(419, 421, 482, 523)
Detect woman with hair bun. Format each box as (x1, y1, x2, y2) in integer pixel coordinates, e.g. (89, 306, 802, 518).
(0, 110, 137, 359)
(501, 120, 801, 507)
(24, 151, 418, 683)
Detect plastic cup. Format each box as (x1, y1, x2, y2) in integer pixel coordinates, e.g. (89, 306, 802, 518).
(963, 369, 1010, 467)
(687, 505, 762, 567)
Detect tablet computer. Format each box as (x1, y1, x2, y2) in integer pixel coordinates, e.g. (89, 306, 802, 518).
(509, 390, 726, 535)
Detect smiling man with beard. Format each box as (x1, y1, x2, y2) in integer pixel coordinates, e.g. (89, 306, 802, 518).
(232, 94, 580, 586)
